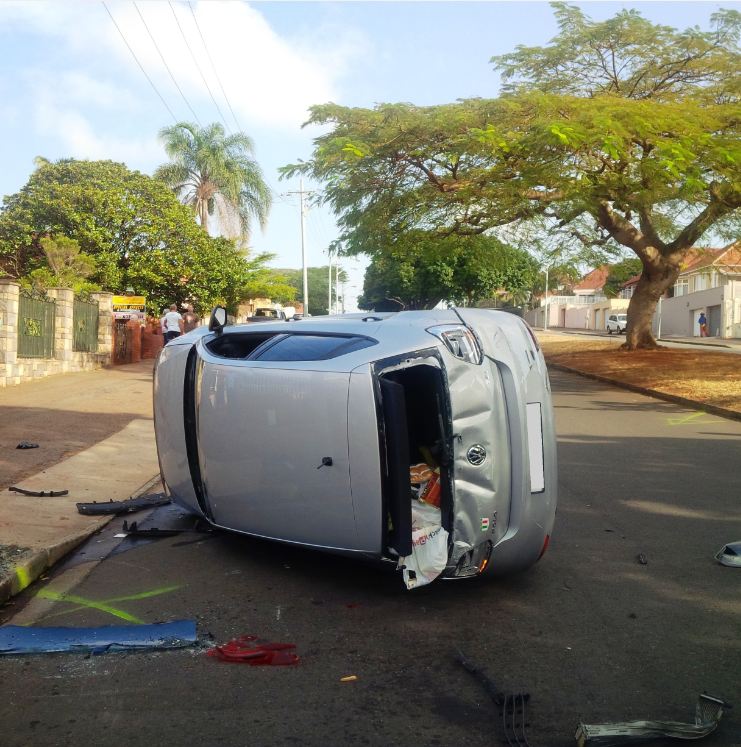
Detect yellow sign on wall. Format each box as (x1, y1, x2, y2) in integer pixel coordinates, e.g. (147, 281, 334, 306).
(112, 295, 146, 310)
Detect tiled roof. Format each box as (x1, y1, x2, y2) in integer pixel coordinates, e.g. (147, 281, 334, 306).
(574, 265, 610, 292)
(678, 242, 741, 275)
(621, 273, 641, 288)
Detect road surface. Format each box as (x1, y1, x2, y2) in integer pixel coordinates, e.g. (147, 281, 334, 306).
(1, 370, 740, 746)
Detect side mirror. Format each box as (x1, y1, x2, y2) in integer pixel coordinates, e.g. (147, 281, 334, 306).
(209, 306, 227, 335)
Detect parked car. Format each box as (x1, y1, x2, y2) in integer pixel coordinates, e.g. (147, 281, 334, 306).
(606, 313, 628, 334)
(153, 308, 557, 588)
(246, 307, 288, 323)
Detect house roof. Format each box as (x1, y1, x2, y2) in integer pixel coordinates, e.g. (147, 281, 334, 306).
(574, 265, 610, 292)
(678, 242, 741, 275)
(618, 241, 741, 289)
(621, 273, 641, 289)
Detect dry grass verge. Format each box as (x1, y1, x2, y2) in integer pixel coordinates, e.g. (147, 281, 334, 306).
(537, 333, 741, 415)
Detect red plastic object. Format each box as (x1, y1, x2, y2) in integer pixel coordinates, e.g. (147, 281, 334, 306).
(207, 635, 299, 665)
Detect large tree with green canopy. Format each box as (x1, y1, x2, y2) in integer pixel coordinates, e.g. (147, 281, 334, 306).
(355, 232, 538, 310)
(283, 4, 740, 349)
(275, 266, 349, 316)
(155, 121, 272, 240)
(0, 158, 283, 314)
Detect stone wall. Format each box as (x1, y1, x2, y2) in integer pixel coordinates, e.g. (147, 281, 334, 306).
(0, 280, 113, 387)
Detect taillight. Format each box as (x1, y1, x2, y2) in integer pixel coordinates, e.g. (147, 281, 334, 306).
(537, 534, 550, 560)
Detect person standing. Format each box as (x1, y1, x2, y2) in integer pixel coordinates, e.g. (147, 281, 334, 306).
(163, 304, 184, 343)
(698, 311, 708, 337)
(182, 304, 200, 333)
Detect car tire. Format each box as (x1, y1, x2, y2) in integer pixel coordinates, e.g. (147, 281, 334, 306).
(607, 327, 613, 335)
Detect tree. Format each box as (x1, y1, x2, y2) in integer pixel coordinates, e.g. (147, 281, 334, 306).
(283, 5, 740, 349)
(356, 233, 537, 310)
(0, 158, 284, 314)
(155, 122, 272, 239)
(603, 258, 643, 298)
(276, 266, 349, 315)
(24, 236, 98, 294)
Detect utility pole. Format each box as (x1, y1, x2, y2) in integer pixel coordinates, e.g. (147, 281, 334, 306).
(300, 178, 308, 317)
(284, 180, 312, 317)
(544, 264, 549, 330)
(335, 262, 340, 313)
(328, 248, 333, 314)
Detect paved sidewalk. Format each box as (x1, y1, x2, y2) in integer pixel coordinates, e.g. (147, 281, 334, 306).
(0, 361, 159, 604)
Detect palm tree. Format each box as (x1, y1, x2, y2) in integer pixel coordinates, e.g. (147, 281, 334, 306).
(154, 122, 272, 239)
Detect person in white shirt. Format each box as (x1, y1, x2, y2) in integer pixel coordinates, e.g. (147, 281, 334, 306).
(163, 304, 184, 343)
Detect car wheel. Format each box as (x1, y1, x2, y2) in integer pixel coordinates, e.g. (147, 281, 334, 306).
(607, 327, 613, 335)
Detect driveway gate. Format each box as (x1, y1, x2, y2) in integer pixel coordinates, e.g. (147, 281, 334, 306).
(73, 296, 99, 352)
(18, 289, 55, 358)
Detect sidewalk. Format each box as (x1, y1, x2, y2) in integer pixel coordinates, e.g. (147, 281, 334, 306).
(544, 326, 741, 351)
(0, 361, 160, 604)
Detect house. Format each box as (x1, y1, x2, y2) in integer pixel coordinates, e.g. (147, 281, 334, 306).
(572, 266, 610, 302)
(525, 243, 741, 338)
(533, 265, 627, 330)
(656, 242, 741, 338)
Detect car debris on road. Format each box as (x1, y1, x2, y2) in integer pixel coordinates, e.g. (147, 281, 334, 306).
(455, 650, 532, 747)
(76, 492, 170, 516)
(714, 540, 741, 567)
(9, 486, 68, 497)
(575, 693, 731, 746)
(0, 620, 198, 656)
(206, 635, 299, 665)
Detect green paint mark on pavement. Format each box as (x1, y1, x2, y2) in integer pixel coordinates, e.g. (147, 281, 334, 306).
(37, 589, 145, 624)
(667, 412, 714, 426)
(36, 585, 182, 625)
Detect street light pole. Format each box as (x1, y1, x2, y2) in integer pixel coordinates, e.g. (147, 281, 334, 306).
(328, 249, 333, 314)
(299, 178, 309, 317)
(544, 264, 550, 330)
(335, 262, 340, 313)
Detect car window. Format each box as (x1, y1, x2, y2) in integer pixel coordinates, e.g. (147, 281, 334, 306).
(251, 334, 376, 361)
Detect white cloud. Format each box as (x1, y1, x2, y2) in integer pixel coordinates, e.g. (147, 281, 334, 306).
(33, 91, 161, 168)
(0, 1, 365, 131)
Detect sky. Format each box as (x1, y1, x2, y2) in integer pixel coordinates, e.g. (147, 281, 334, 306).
(0, 1, 729, 310)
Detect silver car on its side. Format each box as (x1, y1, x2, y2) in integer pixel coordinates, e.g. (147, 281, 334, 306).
(153, 308, 557, 586)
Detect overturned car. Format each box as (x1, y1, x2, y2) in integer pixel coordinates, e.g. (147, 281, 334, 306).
(153, 308, 557, 589)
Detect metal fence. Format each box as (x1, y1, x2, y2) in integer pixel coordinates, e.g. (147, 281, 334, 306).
(18, 289, 56, 358)
(73, 296, 99, 352)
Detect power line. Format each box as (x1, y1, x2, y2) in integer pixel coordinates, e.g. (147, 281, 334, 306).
(187, 0, 244, 133)
(133, 1, 202, 125)
(168, 1, 230, 133)
(102, 1, 178, 123)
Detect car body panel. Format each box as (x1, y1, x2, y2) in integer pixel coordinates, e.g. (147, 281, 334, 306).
(456, 308, 557, 574)
(195, 347, 358, 549)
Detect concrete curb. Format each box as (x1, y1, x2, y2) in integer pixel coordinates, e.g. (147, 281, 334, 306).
(0, 473, 161, 607)
(546, 361, 741, 423)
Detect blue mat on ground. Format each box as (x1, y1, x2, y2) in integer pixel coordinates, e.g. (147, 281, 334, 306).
(0, 619, 197, 655)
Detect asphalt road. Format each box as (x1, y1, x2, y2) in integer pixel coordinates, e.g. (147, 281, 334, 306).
(1, 370, 740, 747)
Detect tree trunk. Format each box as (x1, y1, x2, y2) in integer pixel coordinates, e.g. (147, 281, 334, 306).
(623, 253, 680, 350)
(199, 201, 209, 234)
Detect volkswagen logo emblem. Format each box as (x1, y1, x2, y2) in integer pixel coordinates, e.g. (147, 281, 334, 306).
(466, 445, 487, 466)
